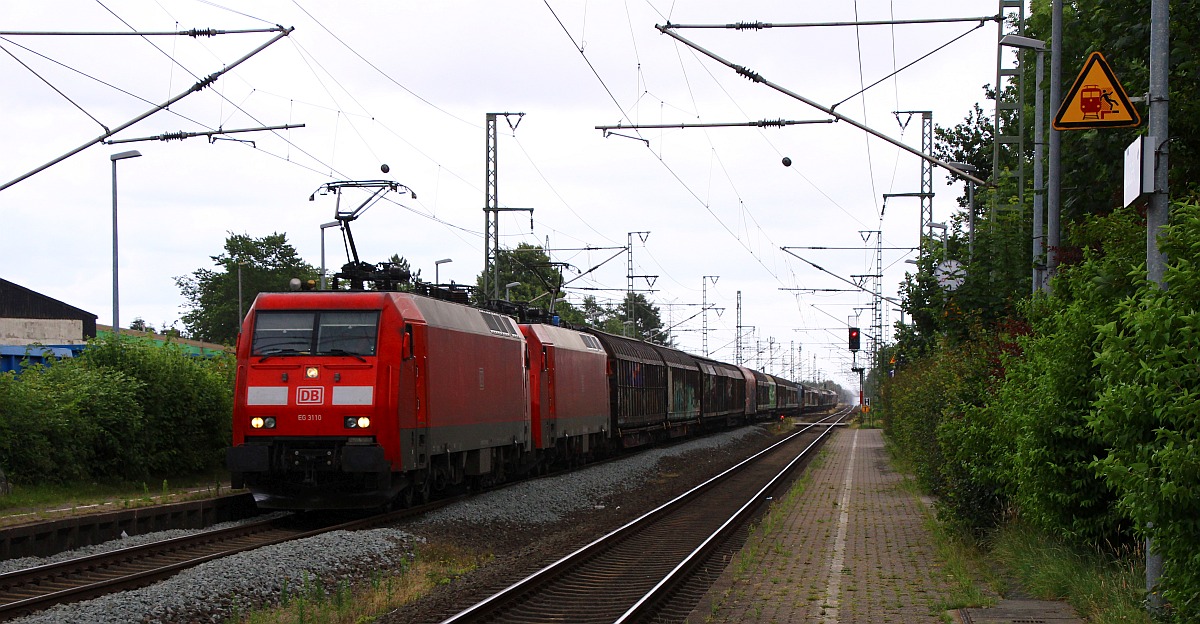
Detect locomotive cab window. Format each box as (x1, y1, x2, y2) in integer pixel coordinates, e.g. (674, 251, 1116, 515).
(317, 311, 380, 356)
(253, 310, 380, 357)
(252, 312, 315, 355)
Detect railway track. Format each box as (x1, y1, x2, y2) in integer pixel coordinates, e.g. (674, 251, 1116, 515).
(440, 409, 851, 624)
(0, 499, 446, 620)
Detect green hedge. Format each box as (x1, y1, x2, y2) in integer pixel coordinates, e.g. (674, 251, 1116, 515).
(1092, 199, 1200, 619)
(882, 201, 1200, 620)
(0, 336, 233, 485)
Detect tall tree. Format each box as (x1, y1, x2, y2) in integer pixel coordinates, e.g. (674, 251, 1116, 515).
(609, 291, 665, 341)
(176, 233, 317, 344)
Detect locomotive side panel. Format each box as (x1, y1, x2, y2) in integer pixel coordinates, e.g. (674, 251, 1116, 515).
(520, 324, 609, 452)
(406, 298, 530, 471)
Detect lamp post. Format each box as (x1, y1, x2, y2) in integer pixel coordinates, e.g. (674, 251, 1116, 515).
(1000, 34, 1048, 292)
(434, 258, 452, 285)
(319, 221, 339, 290)
(110, 149, 142, 336)
(237, 261, 248, 325)
(946, 162, 979, 262)
(505, 281, 520, 302)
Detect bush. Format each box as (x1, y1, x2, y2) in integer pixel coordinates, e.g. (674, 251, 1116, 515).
(80, 335, 233, 476)
(1092, 198, 1200, 619)
(881, 333, 1009, 530)
(0, 363, 143, 483)
(998, 208, 1143, 543)
(0, 336, 233, 487)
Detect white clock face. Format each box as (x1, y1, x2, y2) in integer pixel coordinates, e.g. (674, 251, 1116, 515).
(935, 260, 965, 291)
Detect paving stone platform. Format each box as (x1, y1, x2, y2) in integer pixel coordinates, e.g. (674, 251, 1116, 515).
(688, 427, 1083, 624)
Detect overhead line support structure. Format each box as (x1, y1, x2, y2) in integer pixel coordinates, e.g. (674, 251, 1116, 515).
(655, 24, 989, 188)
(0, 25, 294, 192)
(894, 111, 934, 244)
(595, 118, 833, 133)
(625, 232, 655, 337)
(667, 15, 1002, 30)
(483, 112, 531, 300)
(105, 124, 306, 145)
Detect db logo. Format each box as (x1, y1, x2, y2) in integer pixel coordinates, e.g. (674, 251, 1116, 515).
(297, 387, 324, 405)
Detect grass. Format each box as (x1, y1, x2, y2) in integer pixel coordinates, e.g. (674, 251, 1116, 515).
(890, 469, 1001, 612)
(706, 448, 826, 618)
(0, 470, 232, 526)
(988, 524, 1152, 624)
(230, 542, 486, 624)
(886, 437, 1152, 623)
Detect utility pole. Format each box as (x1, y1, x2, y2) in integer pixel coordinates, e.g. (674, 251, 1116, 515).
(895, 111, 934, 243)
(483, 112, 531, 300)
(625, 232, 654, 337)
(702, 275, 718, 356)
(1048, 0, 1063, 286)
(1145, 0, 1169, 612)
(729, 291, 739, 364)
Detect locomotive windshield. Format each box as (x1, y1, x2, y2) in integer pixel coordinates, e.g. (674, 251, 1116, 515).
(252, 310, 380, 357)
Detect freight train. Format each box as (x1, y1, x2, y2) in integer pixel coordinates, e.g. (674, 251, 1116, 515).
(226, 289, 837, 510)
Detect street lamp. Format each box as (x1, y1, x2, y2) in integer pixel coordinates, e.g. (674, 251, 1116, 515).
(1000, 34, 1048, 292)
(237, 261, 248, 325)
(110, 149, 142, 336)
(434, 258, 452, 285)
(319, 221, 339, 290)
(505, 281, 520, 301)
(946, 162, 979, 262)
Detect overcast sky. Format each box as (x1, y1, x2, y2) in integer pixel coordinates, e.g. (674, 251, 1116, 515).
(0, 1, 1005, 387)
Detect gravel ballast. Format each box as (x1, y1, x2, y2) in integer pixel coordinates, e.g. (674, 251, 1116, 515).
(6, 425, 773, 624)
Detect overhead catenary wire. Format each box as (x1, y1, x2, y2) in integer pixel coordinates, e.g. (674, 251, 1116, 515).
(0, 25, 295, 192)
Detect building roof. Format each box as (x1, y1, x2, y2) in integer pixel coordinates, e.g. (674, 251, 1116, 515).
(0, 278, 97, 322)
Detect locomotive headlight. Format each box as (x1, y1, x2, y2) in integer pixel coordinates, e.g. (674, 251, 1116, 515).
(344, 416, 371, 429)
(251, 417, 264, 429)
(251, 417, 277, 429)
(305, 366, 319, 379)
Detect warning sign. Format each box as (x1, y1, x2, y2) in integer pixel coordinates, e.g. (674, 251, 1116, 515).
(1053, 51, 1140, 130)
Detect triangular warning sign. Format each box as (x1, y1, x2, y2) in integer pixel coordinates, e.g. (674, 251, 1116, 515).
(1053, 51, 1140, 130)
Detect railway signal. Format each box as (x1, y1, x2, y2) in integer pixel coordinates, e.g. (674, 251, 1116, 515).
(848, 327, 861, 352)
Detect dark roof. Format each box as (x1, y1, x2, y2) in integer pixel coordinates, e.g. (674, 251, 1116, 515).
(1, 278, 97, 323)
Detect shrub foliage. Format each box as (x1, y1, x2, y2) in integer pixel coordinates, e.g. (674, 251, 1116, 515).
(0, 336, 232, 485)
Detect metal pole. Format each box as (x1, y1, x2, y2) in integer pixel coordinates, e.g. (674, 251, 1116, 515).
(109, 149, 141, 336)
(1033, 48, 1046, 292)
(1146, 0, 1169, 612)
(968, 183, 976, 262)
(111, 159, 119, 337)
(237, 262, 244, 325)
(320, 221, 339, 290)
(1047, 0, 1062, 287)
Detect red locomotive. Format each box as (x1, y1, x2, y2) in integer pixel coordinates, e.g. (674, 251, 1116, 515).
(227, 288, 837, 510)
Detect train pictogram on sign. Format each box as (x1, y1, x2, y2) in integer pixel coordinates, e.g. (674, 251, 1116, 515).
(1053, 51, 1140, 130)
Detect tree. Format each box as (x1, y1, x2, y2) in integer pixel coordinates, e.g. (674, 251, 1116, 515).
(609, 292, 665, 341)
(474, 243, 587, 321)
(176, 233, 317, 344)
